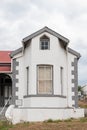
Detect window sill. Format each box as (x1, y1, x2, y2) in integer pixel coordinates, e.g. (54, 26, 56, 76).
(24, 94, 66, 98)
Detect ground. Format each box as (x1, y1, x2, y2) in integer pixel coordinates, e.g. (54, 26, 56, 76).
(78, 98, 87, 108)
(1, 118, 87, 130)
(0, 99, 86, 130)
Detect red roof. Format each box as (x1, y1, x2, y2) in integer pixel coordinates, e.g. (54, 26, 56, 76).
(0, 51, 11, 72)
(0, 66, 11, 71)
(0, 51, 11, 63)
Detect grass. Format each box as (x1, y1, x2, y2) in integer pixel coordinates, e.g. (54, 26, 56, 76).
(44, 118, 73, 123)
(79, 117, 87, 122)
(78, 100, 87, 108)
(0, 121, 13, 130)
(1, 118, 87, 130)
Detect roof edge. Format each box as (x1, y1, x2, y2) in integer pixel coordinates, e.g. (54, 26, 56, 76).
(10, 47, 23, 58)
(22, 26, 69, 45)
(68, 47, 81, 59)
(10, 47, 81, 59)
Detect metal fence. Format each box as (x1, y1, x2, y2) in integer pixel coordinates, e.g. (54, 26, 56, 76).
(0, 97, 10, 107)
(0, 97, 4, 107)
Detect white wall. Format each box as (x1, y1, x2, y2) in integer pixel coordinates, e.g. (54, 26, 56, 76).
(16, 57, 25, 100)
(13, 42, 32, 101)
(12, 108, 84, 124)
(27, 32, 68, 96)
(23, 97, 67, 107)
(13, 32, 77, 108)
(23, 43, 32, 96)
(20, 32, 69, 108)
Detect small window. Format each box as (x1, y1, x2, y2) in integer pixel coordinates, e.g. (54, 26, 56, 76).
(40, 35, 50, 50)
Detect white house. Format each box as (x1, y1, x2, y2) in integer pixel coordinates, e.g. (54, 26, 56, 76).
(82, 85, 87, 96)
(10, 27, 84, 124)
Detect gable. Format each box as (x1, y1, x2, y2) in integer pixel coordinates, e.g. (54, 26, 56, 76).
(22, 26, 69, 48)
(10, 27, 81, 59)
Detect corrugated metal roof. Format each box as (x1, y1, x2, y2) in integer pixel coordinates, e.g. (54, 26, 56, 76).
(0, 51, 11, 63)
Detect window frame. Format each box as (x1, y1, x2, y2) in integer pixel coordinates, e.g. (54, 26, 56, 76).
(37, 65, 53, 95)
(40, 35, 50, 50)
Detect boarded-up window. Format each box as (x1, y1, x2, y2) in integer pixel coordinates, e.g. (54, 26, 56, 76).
(37, 65, 53, 94)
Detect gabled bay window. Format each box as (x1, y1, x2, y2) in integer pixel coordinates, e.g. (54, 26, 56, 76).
(37, 65, 53, 94)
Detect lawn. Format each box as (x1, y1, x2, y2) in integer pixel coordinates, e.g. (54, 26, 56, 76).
(1, 118, 87, 130)
(79, 100, 87, 108)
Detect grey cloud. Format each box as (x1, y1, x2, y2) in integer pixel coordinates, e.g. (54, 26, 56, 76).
(0, 1, 31, 21)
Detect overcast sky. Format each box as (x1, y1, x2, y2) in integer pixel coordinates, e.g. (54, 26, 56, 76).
(0, 0, 87, 85)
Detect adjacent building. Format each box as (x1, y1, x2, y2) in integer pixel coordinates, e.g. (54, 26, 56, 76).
(0, 51, 12, 107)
(82, 85, 87, 96)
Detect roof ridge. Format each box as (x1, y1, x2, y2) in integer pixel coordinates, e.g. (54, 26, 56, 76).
(22, 26, 69, 44)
